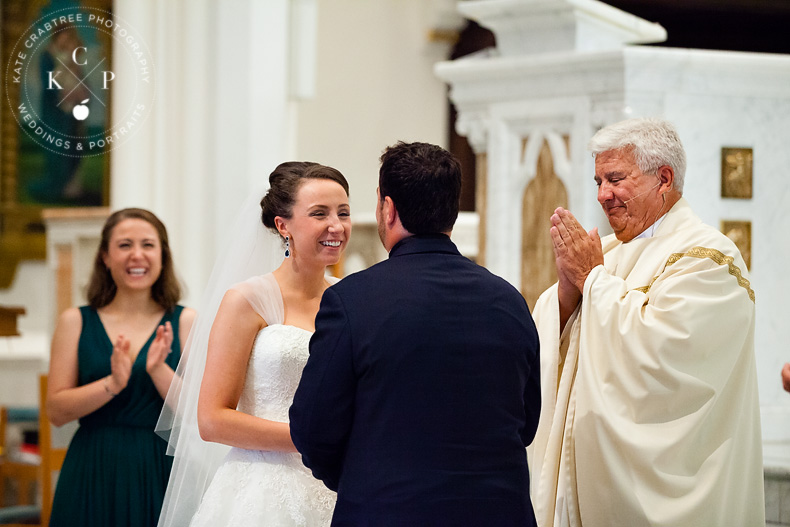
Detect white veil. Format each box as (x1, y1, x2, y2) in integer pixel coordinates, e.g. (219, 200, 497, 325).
(155, 193, 284, 527)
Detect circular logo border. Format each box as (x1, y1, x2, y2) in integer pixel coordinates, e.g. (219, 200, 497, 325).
(5, 7, 156, 158)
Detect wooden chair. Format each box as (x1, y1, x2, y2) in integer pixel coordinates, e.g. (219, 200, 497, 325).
(0, 375, 68, 526)
(0, 400, 42, 526)
(0, 505, 38, 526)
(38, 375, 67, 527)
(0, 407, 39, 507)
(0, 305, 40, 526)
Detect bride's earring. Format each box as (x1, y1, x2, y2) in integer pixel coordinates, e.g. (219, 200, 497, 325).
(284, 235, 291, 258)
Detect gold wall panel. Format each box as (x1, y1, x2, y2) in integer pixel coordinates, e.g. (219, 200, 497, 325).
(721, 220, 752, 270)
(721, 147, 753, 199)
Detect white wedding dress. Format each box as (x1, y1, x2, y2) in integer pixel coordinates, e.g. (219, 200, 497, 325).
(189, 274, 336, 527)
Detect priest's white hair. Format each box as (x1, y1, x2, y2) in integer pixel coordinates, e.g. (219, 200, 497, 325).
(588, 117, 686, 193)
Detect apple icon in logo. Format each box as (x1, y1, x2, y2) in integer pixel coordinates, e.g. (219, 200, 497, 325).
(72, 99, 90, 121)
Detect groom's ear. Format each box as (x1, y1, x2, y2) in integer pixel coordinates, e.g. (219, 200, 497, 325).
(383, 196, 397, 227)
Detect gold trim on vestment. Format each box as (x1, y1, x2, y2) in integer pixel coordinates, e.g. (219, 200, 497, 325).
(630, 246, 755, 303)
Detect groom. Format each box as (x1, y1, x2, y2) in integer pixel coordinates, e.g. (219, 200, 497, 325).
(290, 141, 540, 526)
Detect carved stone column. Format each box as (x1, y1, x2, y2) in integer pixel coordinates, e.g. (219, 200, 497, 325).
(456, 112, 490, 265)
(42, 208, 110, 333)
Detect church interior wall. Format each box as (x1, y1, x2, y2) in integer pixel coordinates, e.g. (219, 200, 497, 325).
(662, 91, 790, 436)
(295, 0, 457, 216)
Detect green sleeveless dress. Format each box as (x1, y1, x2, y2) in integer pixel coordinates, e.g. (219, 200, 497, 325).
(50, 305, 183, 527)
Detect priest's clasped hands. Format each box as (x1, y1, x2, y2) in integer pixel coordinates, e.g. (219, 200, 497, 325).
(550, 207, 604, 330)
(550, 207, 603, 292)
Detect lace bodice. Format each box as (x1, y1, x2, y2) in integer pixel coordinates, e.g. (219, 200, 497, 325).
(237, 324, 312, 422)
(189, 323, 335, 527)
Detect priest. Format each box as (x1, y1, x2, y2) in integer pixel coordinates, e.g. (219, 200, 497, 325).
(531, 117, 764, 527)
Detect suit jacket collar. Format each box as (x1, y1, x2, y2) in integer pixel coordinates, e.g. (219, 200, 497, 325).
(388, 234, 460, 259)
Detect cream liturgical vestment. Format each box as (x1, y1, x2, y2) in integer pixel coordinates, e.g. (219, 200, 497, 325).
(531, 198, 764, 527)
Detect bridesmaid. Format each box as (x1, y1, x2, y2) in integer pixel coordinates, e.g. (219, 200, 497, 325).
(47, 208, 195, 527)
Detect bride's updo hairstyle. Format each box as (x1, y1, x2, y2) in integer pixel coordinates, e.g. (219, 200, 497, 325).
(260, 161, 350, 238)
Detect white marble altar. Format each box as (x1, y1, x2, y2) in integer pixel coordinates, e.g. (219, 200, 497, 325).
(436, 0, 790, 470)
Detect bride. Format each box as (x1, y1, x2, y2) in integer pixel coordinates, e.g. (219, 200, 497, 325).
(157, 162, 351, 526)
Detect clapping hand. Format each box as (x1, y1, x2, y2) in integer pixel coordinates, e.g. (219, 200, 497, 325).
(146, 321, 174, 376)
(109, 335, 133, 394)
(782, 363, 790, 393)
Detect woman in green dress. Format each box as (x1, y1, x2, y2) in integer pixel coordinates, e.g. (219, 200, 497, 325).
(47, 208, 195, 527)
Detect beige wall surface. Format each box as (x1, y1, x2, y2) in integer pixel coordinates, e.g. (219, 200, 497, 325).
(295, 0, 457, 215)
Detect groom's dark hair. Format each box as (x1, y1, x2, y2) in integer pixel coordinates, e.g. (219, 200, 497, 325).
(379, 141, 461, 235)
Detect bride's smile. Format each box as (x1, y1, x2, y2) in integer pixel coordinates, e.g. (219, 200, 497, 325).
(279, 178, 351, 266)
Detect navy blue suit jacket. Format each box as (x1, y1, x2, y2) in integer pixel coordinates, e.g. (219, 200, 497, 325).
(290, 234, 540, 526)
